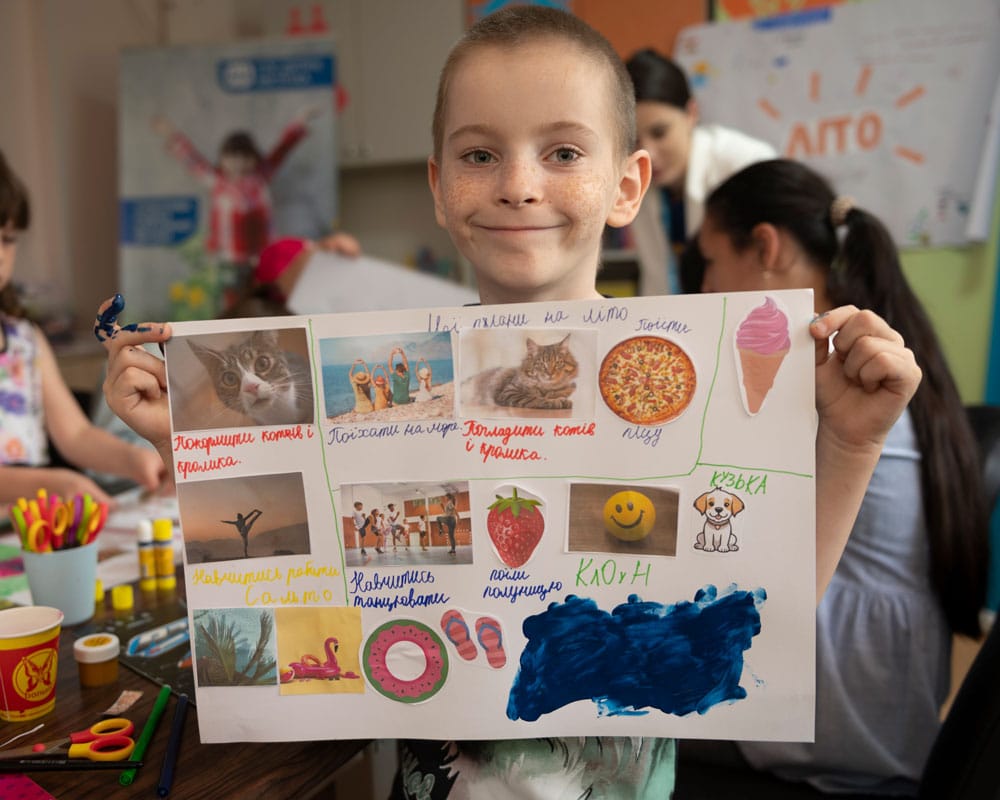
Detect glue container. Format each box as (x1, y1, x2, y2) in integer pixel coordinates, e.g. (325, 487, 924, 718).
(137, 520, 156, 592)
(74, 633, 120, 687)
(153, 518, 176, 591)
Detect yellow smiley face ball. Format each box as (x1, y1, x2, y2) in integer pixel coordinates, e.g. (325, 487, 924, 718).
(603, 491, 656, 541)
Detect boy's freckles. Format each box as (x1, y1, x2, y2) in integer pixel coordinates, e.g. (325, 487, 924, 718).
(431, 40, 626, 303)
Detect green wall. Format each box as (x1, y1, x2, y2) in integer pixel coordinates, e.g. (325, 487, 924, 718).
(902, 185, 999, 403)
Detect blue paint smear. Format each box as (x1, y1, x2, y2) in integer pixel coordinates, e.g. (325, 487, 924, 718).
(752, 8, 831, 30)
(507, 585, 765, 722)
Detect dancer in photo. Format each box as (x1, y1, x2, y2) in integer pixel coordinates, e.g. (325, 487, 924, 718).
(221, 508, 263, 559)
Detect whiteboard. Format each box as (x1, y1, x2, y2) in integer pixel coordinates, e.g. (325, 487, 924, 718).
(675, 0, 1000, 247)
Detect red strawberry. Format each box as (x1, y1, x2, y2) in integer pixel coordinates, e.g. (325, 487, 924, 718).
(487, 488, 544, 568)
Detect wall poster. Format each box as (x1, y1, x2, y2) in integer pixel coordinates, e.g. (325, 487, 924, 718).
(119, 38, 337, 321)
(675, 0, 1000, 247)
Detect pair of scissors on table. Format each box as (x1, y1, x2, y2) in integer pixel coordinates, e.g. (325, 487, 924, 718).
(0, 718, 136, 762)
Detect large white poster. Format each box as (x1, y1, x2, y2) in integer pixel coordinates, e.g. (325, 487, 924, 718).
(164, 290, 818, 743)
(675, 0, 1000, 247)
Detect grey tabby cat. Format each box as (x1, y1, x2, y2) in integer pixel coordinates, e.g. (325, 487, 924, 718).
(472, 334, 578, 409)
(188, 330, 313, 425)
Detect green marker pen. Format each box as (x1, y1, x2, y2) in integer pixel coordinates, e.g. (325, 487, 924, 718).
(121, 684, 172, 786)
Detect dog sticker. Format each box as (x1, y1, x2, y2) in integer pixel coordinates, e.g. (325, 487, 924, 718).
(693, 489, 746, 553)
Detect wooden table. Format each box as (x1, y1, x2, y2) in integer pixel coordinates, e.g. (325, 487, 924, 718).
(1, 580, 369, 799)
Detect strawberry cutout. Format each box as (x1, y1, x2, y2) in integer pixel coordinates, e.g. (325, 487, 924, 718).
(487, 487, 544, 568)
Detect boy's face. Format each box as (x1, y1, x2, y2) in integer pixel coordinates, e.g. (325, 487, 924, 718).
(429, 41, 649, 305)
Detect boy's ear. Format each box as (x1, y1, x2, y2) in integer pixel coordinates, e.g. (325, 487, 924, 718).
(427, 157, 447, 228)
(606, 149, 652, 228)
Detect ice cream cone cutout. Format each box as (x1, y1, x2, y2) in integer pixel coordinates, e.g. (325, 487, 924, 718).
(735, 297, 790, 415)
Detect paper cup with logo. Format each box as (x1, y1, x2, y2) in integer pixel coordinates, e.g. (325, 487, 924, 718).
(0, 605, 63, 721)
(22, 541, 98, 626)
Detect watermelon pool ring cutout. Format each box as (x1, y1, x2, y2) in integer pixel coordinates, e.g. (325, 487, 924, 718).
(363, 619, 449, 703)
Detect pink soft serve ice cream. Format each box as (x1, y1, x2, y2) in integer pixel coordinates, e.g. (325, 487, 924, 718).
(735, 297, 790, 414)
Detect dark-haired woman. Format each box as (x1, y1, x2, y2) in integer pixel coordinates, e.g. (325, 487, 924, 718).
(625, 48, 775, 296)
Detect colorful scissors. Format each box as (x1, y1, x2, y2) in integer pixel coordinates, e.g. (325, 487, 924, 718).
(24, 502, 72, 552)
(0, 718, 135, 762)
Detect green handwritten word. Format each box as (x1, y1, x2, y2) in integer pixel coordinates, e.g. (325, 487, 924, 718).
(710, 471, 768, 495)
(575, 558, 651, 588)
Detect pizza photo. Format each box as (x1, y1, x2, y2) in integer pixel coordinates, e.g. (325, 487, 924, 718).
(598, 336, 697, 425)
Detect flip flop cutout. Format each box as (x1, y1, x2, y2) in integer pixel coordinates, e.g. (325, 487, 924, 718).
(475, 616, 506, 669)
(440, 610, 477, 661)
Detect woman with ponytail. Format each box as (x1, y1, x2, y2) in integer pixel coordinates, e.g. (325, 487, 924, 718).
(687, 158, 988, 795)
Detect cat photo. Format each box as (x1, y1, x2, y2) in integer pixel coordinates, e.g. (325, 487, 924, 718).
(168, 327, 315, 431)
(459, 329, 597, 420)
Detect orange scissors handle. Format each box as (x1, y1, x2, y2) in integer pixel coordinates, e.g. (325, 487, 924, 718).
(70, 717, 135, 742)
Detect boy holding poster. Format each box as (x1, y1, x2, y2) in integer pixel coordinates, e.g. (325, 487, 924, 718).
(98, 7, 920, 797)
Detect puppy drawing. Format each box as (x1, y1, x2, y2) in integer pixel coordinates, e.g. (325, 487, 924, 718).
(693, 489, 745, 552)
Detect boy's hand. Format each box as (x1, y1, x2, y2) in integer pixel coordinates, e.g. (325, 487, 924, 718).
(96, 296, 173, 452)
(810, 305, 921, 451)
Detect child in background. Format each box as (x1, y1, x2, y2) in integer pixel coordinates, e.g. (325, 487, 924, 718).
(97, 7, 920, 797)
(151, 106, 321, 308)
(0, 150, 164, 506)
(678, 158, 988, 796)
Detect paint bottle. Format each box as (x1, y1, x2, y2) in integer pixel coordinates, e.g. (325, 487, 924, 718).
(137, 520, 156, 592)
(74, 633, 120, 687)
(153, 518, 176, 591)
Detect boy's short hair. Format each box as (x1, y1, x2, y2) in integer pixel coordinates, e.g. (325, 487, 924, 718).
(354, 501, 363, 508)
(432, 6, 635, 161)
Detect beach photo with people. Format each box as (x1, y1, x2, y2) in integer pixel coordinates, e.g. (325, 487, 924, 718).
(318, 331, 455, 423)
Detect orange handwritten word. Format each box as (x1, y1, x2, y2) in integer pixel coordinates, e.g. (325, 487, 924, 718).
(173, 431, 256, 455)
(462, 420, 545, 446)
(480, 442, 543, 463)
(262, 425, 307, 443)
(785, 111, 882, 158)
(176, 455, 240, 479)
(553, 423, 596, 437)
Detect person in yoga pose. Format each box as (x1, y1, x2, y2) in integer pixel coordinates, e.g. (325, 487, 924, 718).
(222, 508, 263, 558)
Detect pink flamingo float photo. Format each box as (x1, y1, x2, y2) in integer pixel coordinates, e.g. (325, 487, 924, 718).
(280, 636, 360, 683)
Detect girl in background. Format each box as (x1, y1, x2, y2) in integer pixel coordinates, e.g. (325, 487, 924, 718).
(0, 150, 164, 505)
(625, 49, 775, 296)
(685, 158, 988, 796)
(151, 106, 320, 309)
